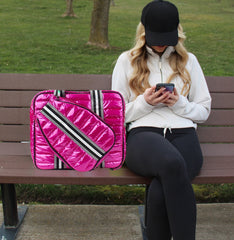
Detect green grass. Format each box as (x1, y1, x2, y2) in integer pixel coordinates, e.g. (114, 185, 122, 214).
(0, 0, 233, 204)
(0, 0, 233, 75)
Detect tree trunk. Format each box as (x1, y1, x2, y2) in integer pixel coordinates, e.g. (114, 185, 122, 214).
(87, 0, 111, 49)
(62, 0, 77, 17)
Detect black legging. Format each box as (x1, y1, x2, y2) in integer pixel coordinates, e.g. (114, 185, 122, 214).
(126, 127, 203, 240)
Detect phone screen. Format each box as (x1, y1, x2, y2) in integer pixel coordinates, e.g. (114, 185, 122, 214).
(155, 83, 174, 92)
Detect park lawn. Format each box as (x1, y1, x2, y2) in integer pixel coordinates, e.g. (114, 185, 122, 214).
(0, 0, 233, 75)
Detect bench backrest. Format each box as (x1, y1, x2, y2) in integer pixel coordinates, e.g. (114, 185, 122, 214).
(0, 74, 234, 145)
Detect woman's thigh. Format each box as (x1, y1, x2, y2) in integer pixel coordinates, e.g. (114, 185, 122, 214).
(168, 128, 203, 180)
(125, 128, 186, 178)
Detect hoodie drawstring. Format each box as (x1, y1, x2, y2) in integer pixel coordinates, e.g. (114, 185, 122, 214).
(163, 127, 172, 138)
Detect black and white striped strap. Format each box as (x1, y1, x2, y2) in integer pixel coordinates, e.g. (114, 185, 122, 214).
(90, 90, 104, 119)
(90, 90, 106, 168)
(41, 103, 106, 161)
(54, 155, 65, 170)
(54, 90, 65, 97)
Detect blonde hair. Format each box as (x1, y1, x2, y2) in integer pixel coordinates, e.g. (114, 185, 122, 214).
(129, 23, 191, 97)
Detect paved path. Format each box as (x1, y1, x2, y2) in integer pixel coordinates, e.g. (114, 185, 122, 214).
(1, 203, 233, 240)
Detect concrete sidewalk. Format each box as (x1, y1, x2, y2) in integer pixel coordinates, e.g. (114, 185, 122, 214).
(1, 204, 233, 240)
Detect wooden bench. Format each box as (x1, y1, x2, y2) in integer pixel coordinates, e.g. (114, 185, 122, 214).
(0, 73, 234, 240)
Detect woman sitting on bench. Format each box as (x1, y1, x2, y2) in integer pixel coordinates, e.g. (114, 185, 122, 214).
(112, 1, 211, 240)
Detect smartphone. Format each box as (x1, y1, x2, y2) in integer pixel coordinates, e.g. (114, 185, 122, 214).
(155, 83, 174, 93)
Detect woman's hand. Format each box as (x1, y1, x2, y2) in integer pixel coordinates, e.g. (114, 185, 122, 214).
(144, 87, 179, 106)
(164, 88, 179, 106)
(144, 86, 171, 106)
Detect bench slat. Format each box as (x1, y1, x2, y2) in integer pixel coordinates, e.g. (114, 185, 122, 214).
(1, 156, 233, 171)
(0, 91, 38, 107)
(201, 143, 234, 156)
(0, 143, 31, 155)
(1, 108, 233, 126)
(206, 76, 234, 93)
(0, 125, 30, 142)
(1, 91, 234, 109)
(0, 108, 29, 124)
(0, 73, 111, 90)
(192, 170, 234, 184)
(0, 159, 151, 185)
(211, 93, 234, 109)
(0, 156, 33, 169)
(1, 75, 234, 92)
(1, 143, 234, 157)
(197, 127, 234, 143)
(1, 125, 234, 142)
(201, 110, 234, 125)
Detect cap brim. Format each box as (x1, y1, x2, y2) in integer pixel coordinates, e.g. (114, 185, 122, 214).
(145, 29, 178, 46)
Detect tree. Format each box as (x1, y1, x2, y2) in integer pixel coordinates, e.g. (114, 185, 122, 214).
(62, 0, 77, 17)
(87, 0, 111, 49)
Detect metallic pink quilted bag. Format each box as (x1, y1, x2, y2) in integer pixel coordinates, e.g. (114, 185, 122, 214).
(30, 90, 126, 171)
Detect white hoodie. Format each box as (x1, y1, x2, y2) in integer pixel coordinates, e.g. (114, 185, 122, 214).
(112, 46, 211, 131)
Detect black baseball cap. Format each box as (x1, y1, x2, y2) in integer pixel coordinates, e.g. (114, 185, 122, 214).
(141, 0, 179, 46)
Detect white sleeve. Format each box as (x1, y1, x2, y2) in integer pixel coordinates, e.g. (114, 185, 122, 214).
(169, 53, 211, 123)
(111, 52, 154, 123)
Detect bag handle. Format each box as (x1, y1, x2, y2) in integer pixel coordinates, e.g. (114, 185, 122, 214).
(54, 90, 104, 119)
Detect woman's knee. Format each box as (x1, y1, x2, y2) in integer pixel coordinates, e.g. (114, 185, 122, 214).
(159, 152, 187, 178)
